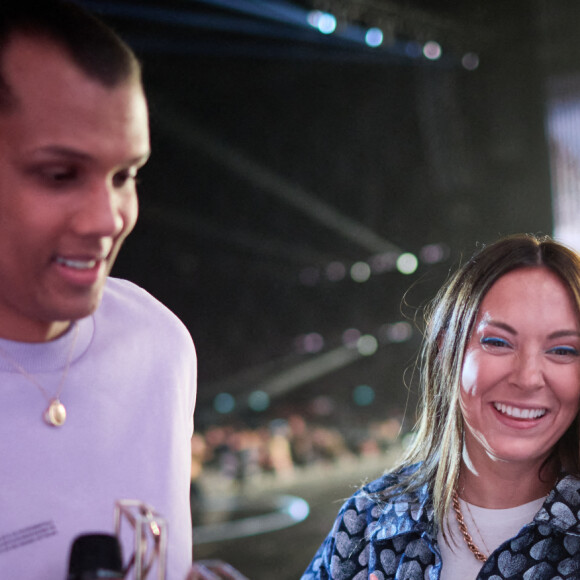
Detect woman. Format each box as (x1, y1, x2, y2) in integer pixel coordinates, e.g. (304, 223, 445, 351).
(301, 233, 580, 580)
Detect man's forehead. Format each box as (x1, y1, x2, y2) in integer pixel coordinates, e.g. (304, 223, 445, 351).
(3, 32, 72, 80)
(0, 32, 150, 163)
(1, 32, 143, 106)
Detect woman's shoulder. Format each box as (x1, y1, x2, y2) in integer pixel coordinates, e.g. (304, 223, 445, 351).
(362, 463, 422, 494)
(342, 463, 425, 515)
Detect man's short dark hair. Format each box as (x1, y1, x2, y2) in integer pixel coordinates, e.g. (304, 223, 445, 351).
(0, 0, 141, 110)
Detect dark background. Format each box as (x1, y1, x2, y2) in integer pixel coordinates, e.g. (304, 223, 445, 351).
(78, 0, 574, 432)
(76, 1, 580, 577)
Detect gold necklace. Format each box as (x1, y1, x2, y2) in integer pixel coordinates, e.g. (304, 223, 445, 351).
(464, 500, 491, 555)
(452, 490, 487, 562)
(0, 322, 80, 427)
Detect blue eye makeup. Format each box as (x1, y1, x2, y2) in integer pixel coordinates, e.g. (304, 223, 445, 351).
(480, 337, 509, 348)
(547, 346, 579, 356)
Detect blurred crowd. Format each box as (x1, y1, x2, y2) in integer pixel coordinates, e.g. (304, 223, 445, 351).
(190, 414, 405, 517)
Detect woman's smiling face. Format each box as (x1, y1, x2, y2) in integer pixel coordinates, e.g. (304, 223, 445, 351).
(460, 267, 580, 471)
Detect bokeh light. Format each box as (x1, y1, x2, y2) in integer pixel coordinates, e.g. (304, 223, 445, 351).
(307, 10, 337, 34)
(295, 332, 325, 354)
(370, 251, 398, 273)
(214, 392, 235, 414)
(423, 41, 442, 60)
(326, 261, 346, 281)
(350, 261, 371, 282)
(420, 243, 449, 264)
(248, 390, 270, 412)
(353, 384, 375, 406)
(309, 395, 335, 416)
(380, 321, 413, 343)
(342, 328, 361, 348)
(357, 334, 378, 356)
(365, 27, 383, 47)
(462, 52, 480, 70)
(396, 252, 418, 274)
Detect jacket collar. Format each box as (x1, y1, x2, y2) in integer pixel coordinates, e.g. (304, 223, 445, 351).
(367, 478, 436, 543)
(534, 474, 580, 534)
(366, 472, 580, 543)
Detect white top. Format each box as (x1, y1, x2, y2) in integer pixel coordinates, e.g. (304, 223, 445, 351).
(438, 496, 545, 579)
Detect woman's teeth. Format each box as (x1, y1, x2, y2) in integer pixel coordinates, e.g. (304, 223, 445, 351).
(493, 403, 546, 419)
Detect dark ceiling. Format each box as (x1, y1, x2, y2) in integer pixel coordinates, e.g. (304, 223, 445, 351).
(76, 0, 575, 430)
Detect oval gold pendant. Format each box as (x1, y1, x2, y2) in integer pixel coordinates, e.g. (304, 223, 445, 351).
(44, 399, 67, 427)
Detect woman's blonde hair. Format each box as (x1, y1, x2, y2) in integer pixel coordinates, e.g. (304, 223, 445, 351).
(388, 233, 580, 538)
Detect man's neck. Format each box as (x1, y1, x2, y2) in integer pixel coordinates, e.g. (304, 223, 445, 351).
(0, 317, 72, 342)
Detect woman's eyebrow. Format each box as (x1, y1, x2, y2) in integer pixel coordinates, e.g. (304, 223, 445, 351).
(548, 330, 580, 339)
(478, 320, 517, 335)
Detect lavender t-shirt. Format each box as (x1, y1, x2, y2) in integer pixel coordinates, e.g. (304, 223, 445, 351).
(0, 278, 197, 579)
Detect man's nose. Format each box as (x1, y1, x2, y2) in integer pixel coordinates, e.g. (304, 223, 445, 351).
(71, 182, 124, 238)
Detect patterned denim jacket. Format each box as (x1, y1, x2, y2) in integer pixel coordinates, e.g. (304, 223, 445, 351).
(301, 465, 580, 580)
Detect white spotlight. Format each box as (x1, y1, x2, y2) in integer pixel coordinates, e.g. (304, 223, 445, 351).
(396, 253, 418, 275)
(423, 41, 442, 60)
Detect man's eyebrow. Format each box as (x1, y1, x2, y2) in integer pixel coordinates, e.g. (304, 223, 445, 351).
(32, 146, 151, 165)
(32, 145, 91, 160)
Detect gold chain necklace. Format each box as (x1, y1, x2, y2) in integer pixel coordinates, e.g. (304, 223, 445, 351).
(452, 490, 487, 562)
(464, 500, 491, 555)
(0, 322, 80, 427)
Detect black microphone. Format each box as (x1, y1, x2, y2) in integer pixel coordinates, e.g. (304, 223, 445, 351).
(67, 533, 124, 579)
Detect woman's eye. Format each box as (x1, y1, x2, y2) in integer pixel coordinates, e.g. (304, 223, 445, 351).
(480, 337, 509, 348)
(548, 346, 579, 357)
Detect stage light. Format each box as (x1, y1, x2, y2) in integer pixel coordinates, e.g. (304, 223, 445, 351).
(307, 10, 337, 34)
(396, 252, 418, 274)
(353, 384, 375, 406)
(287, 498, 310, 521)
(214, 392, 235, 414)
(381, 321, 413, 343)
(342, 328, 361, 347)
(326, 261, 346, 281)
(365, 27, 383, 47)
(248, 390, 270, 412)
(310, 395, 335, 416)
(462, 52, 480, 70)
(370, 252, 398, 273)
(303, 332, 324, 353)
(294, 332, 325, 354)
(350, 261, 371, 282)
(357, 334, 378, 356)
(420, 243, 449, 264)
(423, 41, 442, 60)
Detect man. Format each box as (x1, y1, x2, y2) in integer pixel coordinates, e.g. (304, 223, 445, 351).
(0, 2, 197, 578)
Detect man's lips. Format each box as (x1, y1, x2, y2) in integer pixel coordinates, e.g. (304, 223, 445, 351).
(52, 254, 109, 287)
(493, 402, 547, 420)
